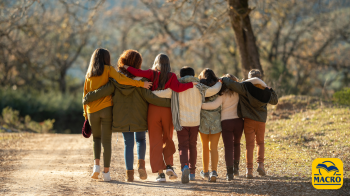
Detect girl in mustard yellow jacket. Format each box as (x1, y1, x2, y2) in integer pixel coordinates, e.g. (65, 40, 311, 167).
(83, 48, 152, 181)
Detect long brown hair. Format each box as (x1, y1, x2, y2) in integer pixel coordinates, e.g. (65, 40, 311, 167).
(86, 48, 111, 78)
(218, 74, 239, 96)
(118, 50, 142, 79)
(152, 53, 171, 90)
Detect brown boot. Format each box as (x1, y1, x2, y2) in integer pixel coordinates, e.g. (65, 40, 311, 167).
(138, 159, 147, 180)
(246, 168, 253, 179)
(126, 170, 134, 182)
(257, 162, 266, 176)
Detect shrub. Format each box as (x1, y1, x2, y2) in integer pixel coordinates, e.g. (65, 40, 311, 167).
(333, 88, 350, 106)
(2, 107, 20, 126)
(1, 107, 55, 133)
(0, 88, 84, 133)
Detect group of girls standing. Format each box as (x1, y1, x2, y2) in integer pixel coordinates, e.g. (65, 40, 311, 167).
(83, 48, 273, 183)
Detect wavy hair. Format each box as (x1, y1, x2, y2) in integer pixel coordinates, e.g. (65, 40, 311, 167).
(118, 50, 143, 79)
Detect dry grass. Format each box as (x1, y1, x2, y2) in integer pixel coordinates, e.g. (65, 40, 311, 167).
(215, 96, 350, 195)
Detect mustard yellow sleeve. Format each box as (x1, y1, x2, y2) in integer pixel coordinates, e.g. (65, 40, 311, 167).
(108, 67, 144, 87)
(83, 79, 88, 120)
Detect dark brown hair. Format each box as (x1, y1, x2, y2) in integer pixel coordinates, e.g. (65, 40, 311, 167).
(86, 48, 111, 78)
(153, 53, 171, 90)
(198, 68, 218, 87)
(117, 50, 143, 79)
(198, 69, 219, 101)
(218, 74, 239, 96)
(180, 66, 195, 77)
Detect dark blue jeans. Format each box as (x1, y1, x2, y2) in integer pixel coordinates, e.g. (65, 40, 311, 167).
(122, 131, 146, 170)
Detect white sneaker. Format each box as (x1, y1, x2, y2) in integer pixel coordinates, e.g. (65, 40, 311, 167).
(102, 171, 111, 181)
(165, 165, 178, 180)
(156, 173, 166, 182)
(91, 165, 100, 179)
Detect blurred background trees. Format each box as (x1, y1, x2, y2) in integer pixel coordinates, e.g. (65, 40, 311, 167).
(1, 0, 349, 133)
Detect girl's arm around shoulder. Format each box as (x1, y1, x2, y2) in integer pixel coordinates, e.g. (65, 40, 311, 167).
(152, 88, 172, 98)
(201, 96, 222, 110)
(222, 77, 246, 96)
(141, 88, 171, 108)
(169, 73, 194, 92)
(109, 67, 152, 89)
(83, 79, 115, 105)
(245, 77, 267, 87)
(205, 82, 222, 97)
(126, 66, 154, 80)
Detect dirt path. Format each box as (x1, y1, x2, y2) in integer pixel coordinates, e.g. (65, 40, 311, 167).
(0, 133, 347, 196)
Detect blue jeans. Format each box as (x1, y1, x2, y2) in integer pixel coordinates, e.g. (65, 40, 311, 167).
(122, 131, 146, 170)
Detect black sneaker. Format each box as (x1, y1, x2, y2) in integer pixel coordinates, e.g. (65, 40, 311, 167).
(200, 170, 209, 179)
(233, 160, 240, 176)
(227, 166, 234, 181)
(156, 173, 166, 182)
(226, 173, 234, 181)
(165, 165, 178, 180)
(208, 170, 218, 182)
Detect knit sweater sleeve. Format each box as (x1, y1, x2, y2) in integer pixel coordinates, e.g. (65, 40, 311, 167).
(168, 73, 193, 92)
(141, 88, 171, 107)
(109, 66, 144, 87)
(152, 88, 172, 98)
(245, 77, 267, 87)
(126, 66, 154, 80)
(205, 82, 222, 97)
(201, 96, 222, 110)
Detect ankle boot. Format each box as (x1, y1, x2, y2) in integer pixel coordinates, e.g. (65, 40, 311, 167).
(138, 159, 147, 180)
(126, 170, 134, 182)
(226, 167, 234, 181)
(233, 160, 240, 176)
(246, 168, 253, 179)
(257, 162, 266, 176)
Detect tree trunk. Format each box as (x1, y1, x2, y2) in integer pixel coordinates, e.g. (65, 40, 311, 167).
(59, 68, 67, 93)
(227, 0, 263, 79)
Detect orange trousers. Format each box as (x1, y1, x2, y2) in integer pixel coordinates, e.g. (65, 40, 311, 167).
(244, 118, 265, 169)
(148, 104, 175, 173)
